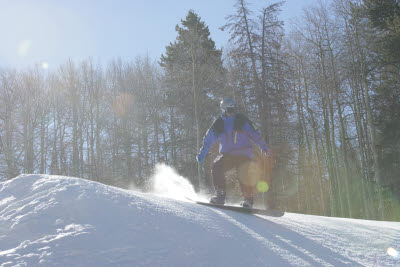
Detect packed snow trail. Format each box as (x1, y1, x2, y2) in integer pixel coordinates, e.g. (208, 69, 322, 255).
(0, 172, 399, 266)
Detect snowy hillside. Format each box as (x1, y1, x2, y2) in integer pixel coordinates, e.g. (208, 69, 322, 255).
(1, 165, 399, 266)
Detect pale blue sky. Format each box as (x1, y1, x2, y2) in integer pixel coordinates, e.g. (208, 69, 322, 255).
(0, 0, 322, 70)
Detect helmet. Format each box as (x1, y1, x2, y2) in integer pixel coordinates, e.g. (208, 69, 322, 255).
(220, 97, 237, 114)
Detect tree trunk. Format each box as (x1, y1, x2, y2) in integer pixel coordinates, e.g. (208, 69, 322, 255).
(301, 59, 326, 215)
(191, 42, 203, 192)
(40, 112, 46, 174)
(240, 0, 264, 127)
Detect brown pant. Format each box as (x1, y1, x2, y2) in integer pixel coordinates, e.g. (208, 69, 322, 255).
(212, 154, 257, 199)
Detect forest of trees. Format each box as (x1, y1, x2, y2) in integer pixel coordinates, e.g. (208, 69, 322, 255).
(0, 0, 399, 221)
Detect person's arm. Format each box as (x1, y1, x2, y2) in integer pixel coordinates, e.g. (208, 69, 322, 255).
(244, 122, 270, 156)
(196, 127, 218, 163)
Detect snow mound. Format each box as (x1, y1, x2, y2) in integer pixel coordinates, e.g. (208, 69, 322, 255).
(1, 174, 400, 266)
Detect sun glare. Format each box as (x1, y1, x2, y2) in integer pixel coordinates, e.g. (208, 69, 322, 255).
(42, 62, 49, 69)
(387, 247, 399, 258)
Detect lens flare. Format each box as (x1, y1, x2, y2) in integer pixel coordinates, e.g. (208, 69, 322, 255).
(387, 247, 398, 258)
(42, 62, 49, 69)
(257, 181, 269, 193)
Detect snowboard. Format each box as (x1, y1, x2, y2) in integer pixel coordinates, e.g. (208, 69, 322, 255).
(190, 199, 284, 217)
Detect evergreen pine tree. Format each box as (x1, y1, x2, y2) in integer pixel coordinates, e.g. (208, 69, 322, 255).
(160, 10, 226, 191)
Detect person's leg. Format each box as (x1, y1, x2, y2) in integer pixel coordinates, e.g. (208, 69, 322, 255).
(210, 154, 237, 203)
(211, 155, 226, 193)
(237, 157, 256, 207)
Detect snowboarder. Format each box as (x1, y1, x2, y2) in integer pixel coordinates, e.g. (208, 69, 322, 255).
(196, 97, 270, 208)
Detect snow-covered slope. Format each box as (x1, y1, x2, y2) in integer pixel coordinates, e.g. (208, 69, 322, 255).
(1, 167, 399, 266)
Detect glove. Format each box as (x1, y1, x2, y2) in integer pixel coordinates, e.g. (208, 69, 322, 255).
(196, 152, 205, 163)
(262, 146, 270, 157)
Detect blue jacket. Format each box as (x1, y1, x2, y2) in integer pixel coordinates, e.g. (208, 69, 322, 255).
(197, 113, 269, 162)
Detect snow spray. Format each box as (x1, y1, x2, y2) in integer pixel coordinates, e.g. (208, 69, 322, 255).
(150, 163, 200, 201)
